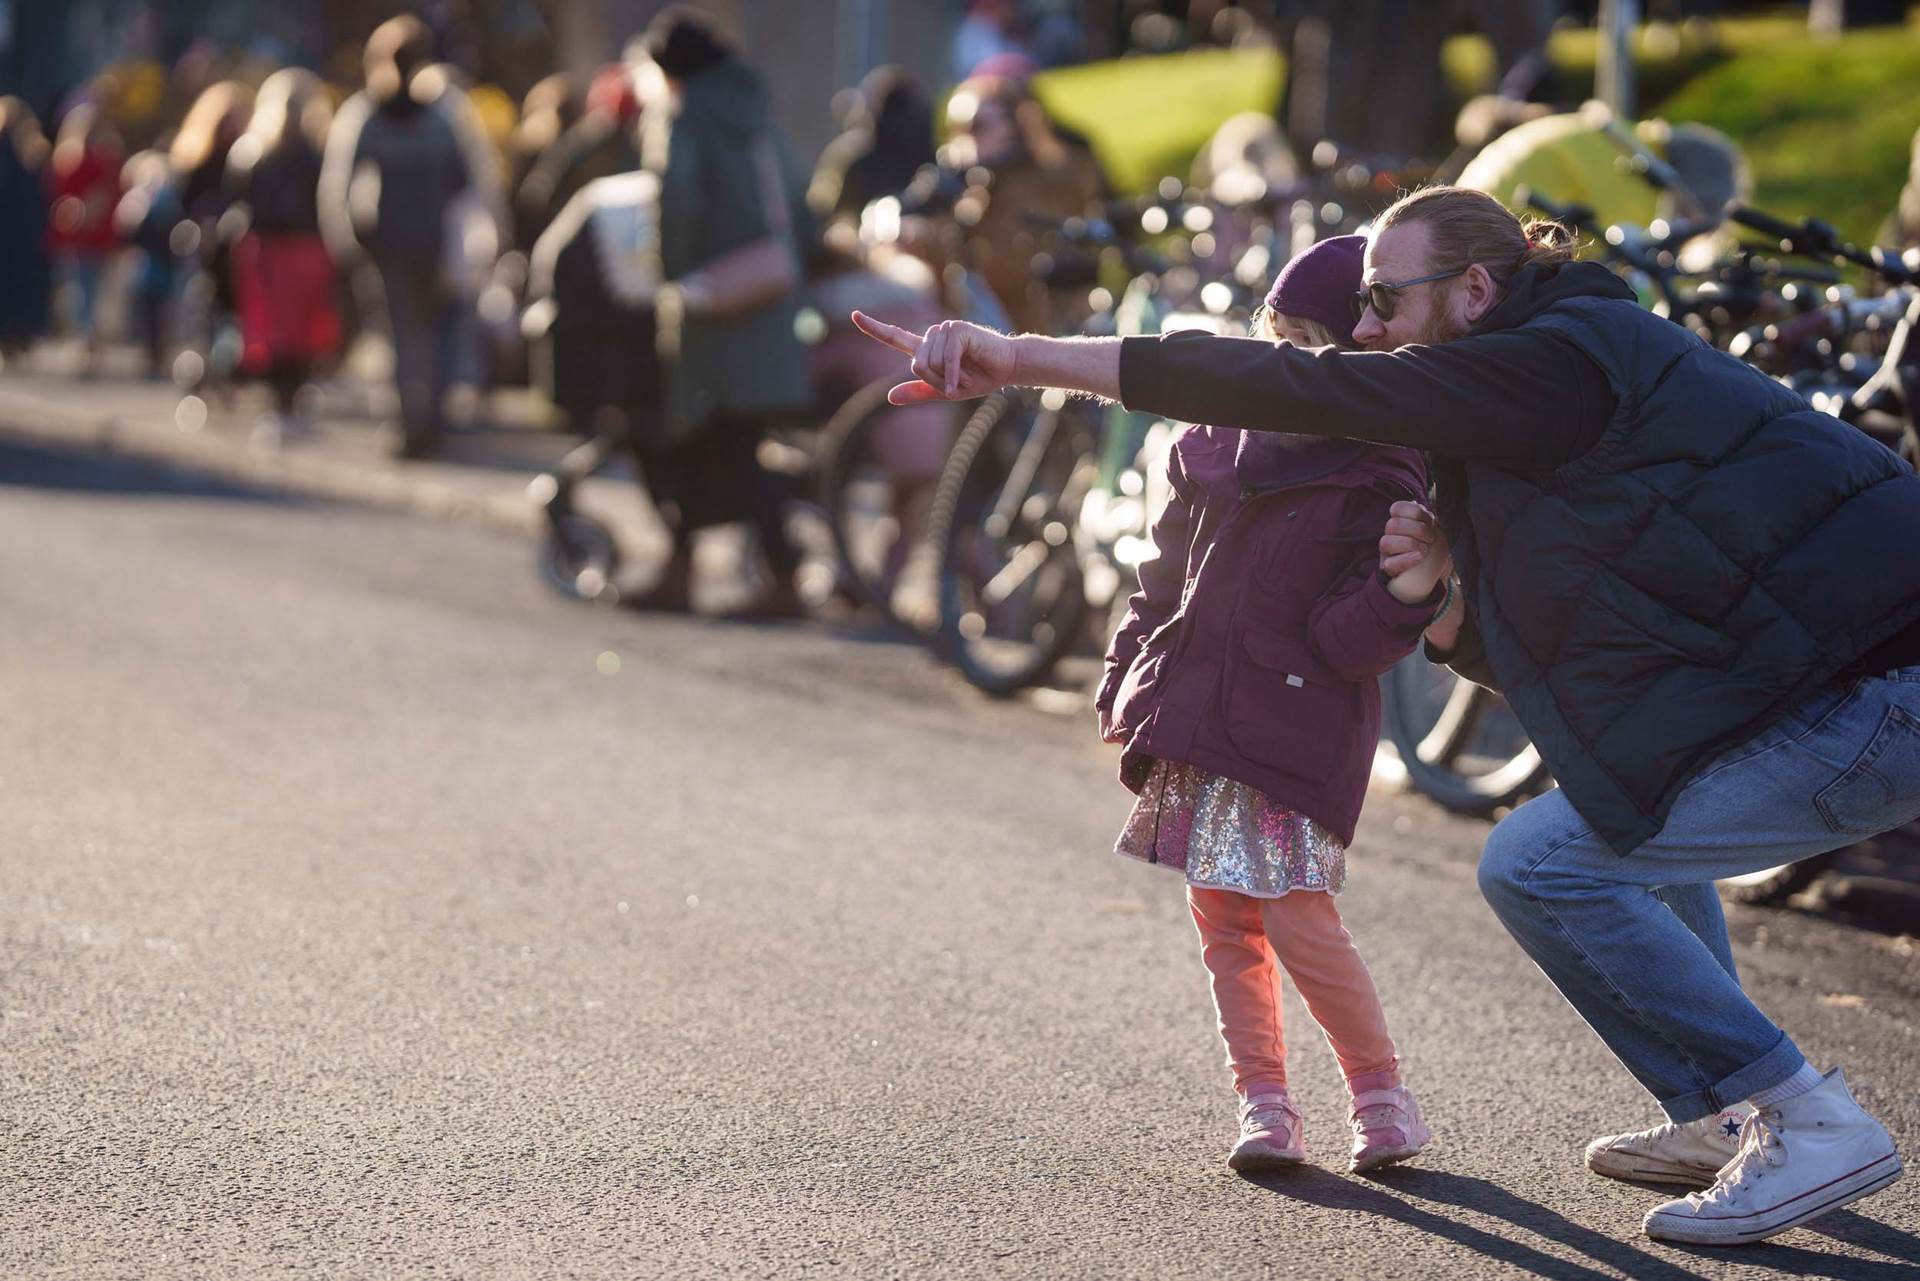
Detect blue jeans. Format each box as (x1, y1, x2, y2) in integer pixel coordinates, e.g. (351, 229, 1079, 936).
(1479, 667, 1920, 1122)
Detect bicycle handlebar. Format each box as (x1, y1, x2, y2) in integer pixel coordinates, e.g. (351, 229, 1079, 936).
(1517, 186, 1597, 234)
(1727, 204, 1918, 285)
(1592, 114, 1688, 196)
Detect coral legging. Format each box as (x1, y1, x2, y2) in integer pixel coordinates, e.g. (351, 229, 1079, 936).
(1187, 886, 1400, 1098)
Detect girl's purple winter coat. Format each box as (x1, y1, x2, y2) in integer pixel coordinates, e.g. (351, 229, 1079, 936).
(1095, 426, 1434, 847)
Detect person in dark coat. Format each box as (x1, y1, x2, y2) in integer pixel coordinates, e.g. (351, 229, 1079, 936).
(806, 66, 935, 226)
(855, 183, 1920, 1248)
(625, 7, 815, 619)
(319, 14, 503, 459)
(515, 64, 642, 256)
(0, 98, 51, 359)
(507, 74, 581, 260)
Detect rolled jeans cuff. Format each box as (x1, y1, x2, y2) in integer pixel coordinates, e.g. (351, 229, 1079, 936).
(1659, 1029, 1806, 1123)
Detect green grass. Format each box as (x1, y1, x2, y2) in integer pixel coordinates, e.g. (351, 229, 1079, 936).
(1654, 22, 1920, 248)
(1444, 17, 1740, 107)
(1030, 47, 1284, 196)
(1023, 14, 1920, 250)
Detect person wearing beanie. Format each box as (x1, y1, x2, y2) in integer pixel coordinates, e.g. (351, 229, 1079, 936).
(1260, 232, 1366, 345)
(1093, 236, 1439, 1174)
(641, 6, 734, 83)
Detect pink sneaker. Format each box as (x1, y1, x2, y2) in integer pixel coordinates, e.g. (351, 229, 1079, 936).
(1349, 1084, 1432, 1173)
(1229, 1090, 1306, 1172)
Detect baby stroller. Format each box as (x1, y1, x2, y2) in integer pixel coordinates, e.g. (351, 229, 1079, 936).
(521, 171, 663, 601)
(524, 171, 837, 605)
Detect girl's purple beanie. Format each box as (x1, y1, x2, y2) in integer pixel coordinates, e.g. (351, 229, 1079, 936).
(1263, 233, 1366, 345)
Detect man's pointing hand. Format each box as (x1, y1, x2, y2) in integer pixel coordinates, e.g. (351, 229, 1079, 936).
(851, 311, 1019, 405)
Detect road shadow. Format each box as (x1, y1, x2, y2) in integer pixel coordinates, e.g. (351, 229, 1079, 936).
(1241, 1164, 1920, 1281)
(1242, 1164, 1709, 1281)
(1397, 1168, 1919, 1280)
(0, 439, 307, 505)
(1658, 1210, 1920, 1279)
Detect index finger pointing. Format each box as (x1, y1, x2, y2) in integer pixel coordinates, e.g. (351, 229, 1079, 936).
(851, 310, 922, 356)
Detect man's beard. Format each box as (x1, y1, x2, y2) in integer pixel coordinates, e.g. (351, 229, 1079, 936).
(1413, 292, 1472, 346)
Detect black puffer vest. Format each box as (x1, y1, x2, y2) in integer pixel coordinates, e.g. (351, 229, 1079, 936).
(1454, 294, 1920, 853)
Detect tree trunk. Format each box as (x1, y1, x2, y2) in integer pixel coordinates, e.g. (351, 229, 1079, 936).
(1809, 0, 1910, 32)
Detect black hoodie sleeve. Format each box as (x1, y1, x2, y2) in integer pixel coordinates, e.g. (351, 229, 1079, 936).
(1118, 328, 1616, 467)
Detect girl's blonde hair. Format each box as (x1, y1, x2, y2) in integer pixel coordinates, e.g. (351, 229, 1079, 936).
(1251, 306, 1341, 348)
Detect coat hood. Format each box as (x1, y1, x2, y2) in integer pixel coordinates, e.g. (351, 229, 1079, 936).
(1476, 259, 1637, 334)
(1225, 425, 1426, 498)
(675, 58, 773, 137)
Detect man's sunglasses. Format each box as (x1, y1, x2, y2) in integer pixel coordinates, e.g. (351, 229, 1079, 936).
(1353, 267, 1469, 322)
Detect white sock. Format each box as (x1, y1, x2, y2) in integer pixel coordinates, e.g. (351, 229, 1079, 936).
(1748, 1062, 1824, 1110)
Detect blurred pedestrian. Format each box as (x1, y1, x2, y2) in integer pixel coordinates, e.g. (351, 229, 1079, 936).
(320, 15, 504, 459)
(805, 234, 955, 615)
(806, 66, 935, 227)
(507, 73, 580, 259)
(45, 104, 124, 372)
(1023, 0, 1087, 68)
(1882, 122, 1920, 250)
(227, 68, 341, 448)
(625, 7, 814, 619)
(516, 63, 642, 255)
(940, 73, 1106, 333)
(1095, 236, 1436, 1177)
(113, 149, 188, 379)
(952, 0, 1031, 81)
(0, 98, 52, 361)
(170, 81, 255, 397)
(172, 81, 252, 229)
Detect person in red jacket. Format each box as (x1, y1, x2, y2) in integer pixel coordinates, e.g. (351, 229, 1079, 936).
(44, 104, 123, 371)
(1095, 237, 1446, 1176)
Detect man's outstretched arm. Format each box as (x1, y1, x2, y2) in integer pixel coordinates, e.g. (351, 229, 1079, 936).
(852, 313, 1613, 466)
(853, 312, 1122, 405)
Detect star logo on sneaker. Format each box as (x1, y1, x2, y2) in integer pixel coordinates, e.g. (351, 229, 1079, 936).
(1721, 1117, 1742, 1139)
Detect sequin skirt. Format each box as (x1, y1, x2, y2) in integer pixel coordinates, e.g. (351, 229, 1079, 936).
(1113, 758, 1346, 897)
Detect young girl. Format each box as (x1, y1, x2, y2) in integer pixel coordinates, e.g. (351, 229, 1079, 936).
(1095, 235, 1445, 1174)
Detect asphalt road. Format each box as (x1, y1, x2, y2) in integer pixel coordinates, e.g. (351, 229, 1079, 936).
(2, 441, 1915, 1280)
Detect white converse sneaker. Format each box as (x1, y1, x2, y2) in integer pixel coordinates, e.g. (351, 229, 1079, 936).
(1586, 1107, 1751, 1188)
(1228, 1091, 1306, 1172)
(1643, 1069, 1903, 1245)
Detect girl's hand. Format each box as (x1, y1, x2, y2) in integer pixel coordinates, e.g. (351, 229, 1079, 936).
(1098, 704, 1125, 745)
(1380, 500, 1453, 604)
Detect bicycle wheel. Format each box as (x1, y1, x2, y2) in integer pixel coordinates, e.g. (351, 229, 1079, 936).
(539, 512, 620, 603)
(925, 391, 1091, 697)
(1380, 654, 1549, 815)
(816, 378, 972, 630)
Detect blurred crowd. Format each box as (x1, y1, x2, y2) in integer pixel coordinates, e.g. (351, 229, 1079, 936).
(8, 0, 1895, 623)
(0, 3, 1140, 617)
